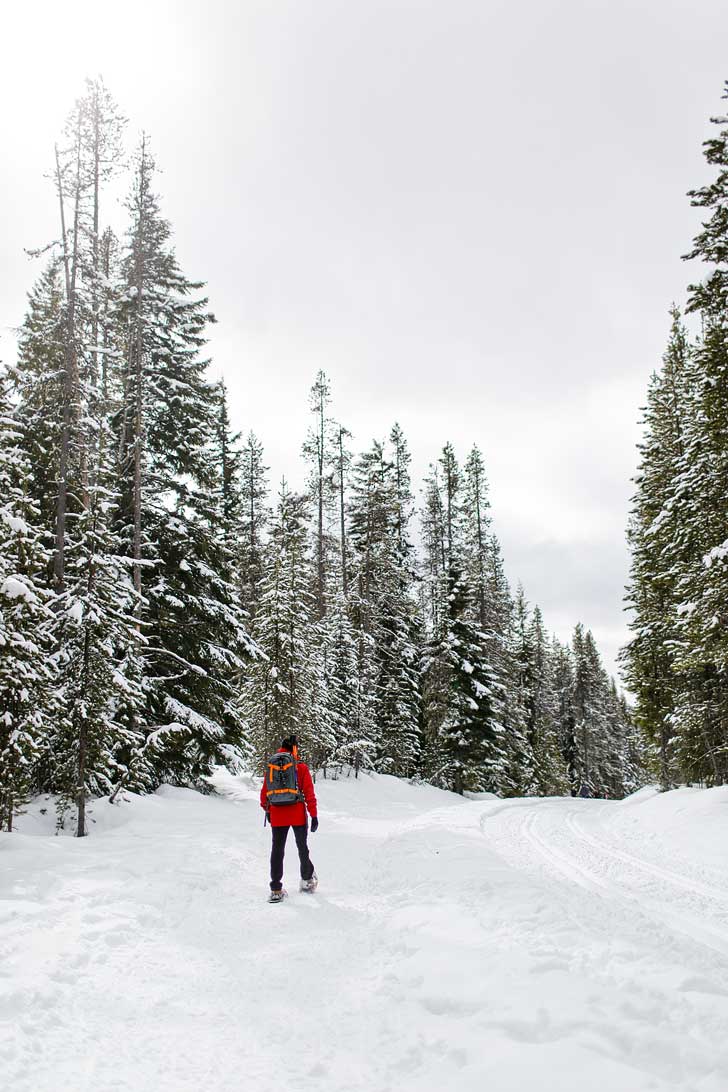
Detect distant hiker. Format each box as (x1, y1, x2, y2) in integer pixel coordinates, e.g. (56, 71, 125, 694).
(260, 735, 318, 904)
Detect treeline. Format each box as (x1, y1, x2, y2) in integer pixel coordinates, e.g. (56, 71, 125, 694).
(0, 80, 639, 835)
(240, 382, 639, 801)
(624, 83, 728, 790)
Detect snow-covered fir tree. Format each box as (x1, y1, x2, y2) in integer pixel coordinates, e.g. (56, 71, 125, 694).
(38, 80, 141, 834)
(0, 376, 54, 831)
(242, 482, 331, 766)
(213, 382, 245, 559)
(571, 625, 635, 797)
(421, 444, 504, 793)
(623, 309, 696, 789)
(348, 437, 421, 777)
(625, 83, 728, 788)
(115, 137, 256, 787)
(9, 262, 68, 543)
(511, 592, 570, 795)
(319, 582, 363, 772)
(237, 430, 269, 618)
(50, 468, 147, 835)
(302, 371, 339, 621)
(552, 636, 578, 791)
(422, 566, 503, 794)
(675, 105, 728, 783)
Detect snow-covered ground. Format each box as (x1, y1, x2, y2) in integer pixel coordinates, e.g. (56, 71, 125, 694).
(2, 775, 728, 1092)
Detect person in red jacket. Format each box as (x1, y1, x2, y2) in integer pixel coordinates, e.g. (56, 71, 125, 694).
(260, 735, 318, 901)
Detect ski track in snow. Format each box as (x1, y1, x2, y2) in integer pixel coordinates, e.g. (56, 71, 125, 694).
(1, 776, 727, 1092)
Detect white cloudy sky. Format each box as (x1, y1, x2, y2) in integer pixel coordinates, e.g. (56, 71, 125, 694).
(1, 0, 726, 680)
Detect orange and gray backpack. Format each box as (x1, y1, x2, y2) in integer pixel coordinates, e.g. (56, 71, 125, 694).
(265, 751, 304, 807)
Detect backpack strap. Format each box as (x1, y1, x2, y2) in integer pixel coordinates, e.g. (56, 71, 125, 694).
(268, 758, 296, 781)
(265, 752, 304, 805)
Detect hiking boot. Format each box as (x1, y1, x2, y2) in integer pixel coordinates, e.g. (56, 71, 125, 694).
(268, 888, 287, 904)
(300, 872, 318, 893)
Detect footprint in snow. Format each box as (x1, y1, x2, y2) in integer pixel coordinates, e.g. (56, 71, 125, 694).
(678, 975, 728, 997)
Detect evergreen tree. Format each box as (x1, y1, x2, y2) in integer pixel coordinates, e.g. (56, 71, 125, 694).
(348, 441, 391, 772)
(114, 137, 256, 787)
(45, 82, 134, 834)
(571, 625, 630, 797)
(421, 444, 504, 793)
(238, 430, 269, 618)
(509, 586, 538, 794)
(625, 85, 728, 788)
(51, 485, 146, 833)
(685, 82, 728, 321)
(572, 624, 600, 795)
(50, 78, 125, 594)
(335, 422, 353, 601)
(511, 593, 569, 795)
(623, 309, 696, 790)
(552, 637, 578, 793)
(348, 436, 421, 777)
(9, 262, 67, 544)
(320, 581, 362, 772)
(243, 483, 330, 766)
(302, 371, 338, 620)
(673, 82, 728, 785)
(376, 426, 421, 778)
(9, 253, 142, 836)
(213, 382, 245, 558)
(462, 445, 492, 632)
(668, 320, 728, 786)
(0, 377, 54, 831)
(422, 568, 503, 794)
(459, 448, 534, 792)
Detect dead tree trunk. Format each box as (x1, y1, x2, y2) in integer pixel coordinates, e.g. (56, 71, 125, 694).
(131, 137, 148, 602)
(338, 427, 348, 600)
(53, 138, 80, 591)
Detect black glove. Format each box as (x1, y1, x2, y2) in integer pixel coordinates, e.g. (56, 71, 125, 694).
(310, 816, 319, 833)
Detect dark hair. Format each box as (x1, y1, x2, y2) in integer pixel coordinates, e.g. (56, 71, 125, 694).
(281, 735, 297, 752)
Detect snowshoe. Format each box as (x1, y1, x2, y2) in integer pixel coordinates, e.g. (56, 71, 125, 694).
(300, 872, 318, 894)
(268, 889, 287, 904)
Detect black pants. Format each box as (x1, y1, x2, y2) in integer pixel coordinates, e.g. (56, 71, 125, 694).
(270, 823, 314, 891)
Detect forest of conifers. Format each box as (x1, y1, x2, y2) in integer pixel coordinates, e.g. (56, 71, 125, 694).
(1, 78, 727, 835)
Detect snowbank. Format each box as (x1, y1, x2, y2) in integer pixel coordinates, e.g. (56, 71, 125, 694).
(612, 783, 728, 874)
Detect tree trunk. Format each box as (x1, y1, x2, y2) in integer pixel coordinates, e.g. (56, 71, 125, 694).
(76, 496, 101, 837)
(659, 717, 671, 792)
(53, 144, 73, 592)
(446, 473, 453, 564)
(473, 465, 487, 630)
(101, 233, 111, 405)
(338, 428, 348, 599)
(317, 396, 325, 618)
(91, 88, 101, 398)
(132, 138, 147, 602)
(68, 121, 88, 509)
(76, 622, 91, 838)
(54, 118, 88, 593)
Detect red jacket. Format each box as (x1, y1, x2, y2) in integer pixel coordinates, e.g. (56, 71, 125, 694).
(260, 750, 318, 827)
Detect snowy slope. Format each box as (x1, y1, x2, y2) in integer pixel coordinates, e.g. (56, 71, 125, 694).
(2, 775, 728, 1092)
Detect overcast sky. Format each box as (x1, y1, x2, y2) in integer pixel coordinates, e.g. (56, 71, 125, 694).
(2, 0, 727, 681)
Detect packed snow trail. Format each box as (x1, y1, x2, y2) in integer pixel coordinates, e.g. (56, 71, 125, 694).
(2, 776, 728, 1092)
